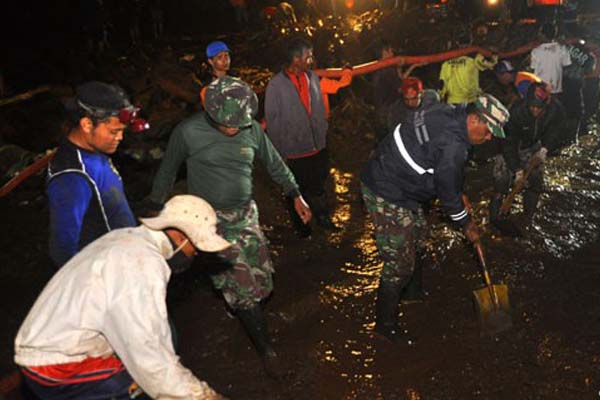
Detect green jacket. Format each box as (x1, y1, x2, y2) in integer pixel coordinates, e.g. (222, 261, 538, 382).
(150, 113, 300, 210)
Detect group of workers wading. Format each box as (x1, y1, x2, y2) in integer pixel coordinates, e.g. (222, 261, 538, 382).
(13, 20, 586, 399)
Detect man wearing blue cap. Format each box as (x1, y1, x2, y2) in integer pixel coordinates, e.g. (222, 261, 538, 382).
(200, 41, 231, 105)
(493, 60, 543, 106)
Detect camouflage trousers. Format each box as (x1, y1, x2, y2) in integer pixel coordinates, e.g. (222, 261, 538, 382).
(212, 200, 274, 310)
(362, 184, 426, 287)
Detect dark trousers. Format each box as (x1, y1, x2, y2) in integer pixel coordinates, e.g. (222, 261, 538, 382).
(23, 369, 150, 400)
(583, 77, 600, 121)
(563, 78, 583, 120)
(287, 149, 331, 219)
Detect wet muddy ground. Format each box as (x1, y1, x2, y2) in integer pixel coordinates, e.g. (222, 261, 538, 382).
(2, 119, 600, 399)
(3, 7, 600, 399)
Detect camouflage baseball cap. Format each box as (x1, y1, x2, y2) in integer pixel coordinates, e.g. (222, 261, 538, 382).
(204, 76, 258, 128)
(473, 93, 510, 139)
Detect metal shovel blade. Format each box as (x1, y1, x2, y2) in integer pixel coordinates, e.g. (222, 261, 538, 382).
(473, 283, 512, 335)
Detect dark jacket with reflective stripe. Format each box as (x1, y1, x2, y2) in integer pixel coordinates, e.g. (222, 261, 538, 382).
(361, 103, 471, 226)
(502, 97, 566, 172)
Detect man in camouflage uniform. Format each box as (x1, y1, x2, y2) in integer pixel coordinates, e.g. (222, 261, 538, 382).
(148, 76, 312, 376)
(383, 76, 440, 302)
(361, 94, 509, 344)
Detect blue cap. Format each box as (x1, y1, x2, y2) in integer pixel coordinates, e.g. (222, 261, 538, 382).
(493, 60, 514, 75)
(206, 41, 230, 58)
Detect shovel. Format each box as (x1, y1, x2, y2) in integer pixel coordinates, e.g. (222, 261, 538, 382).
(472, 241, 512, 335)
(498, 156, 542, 217)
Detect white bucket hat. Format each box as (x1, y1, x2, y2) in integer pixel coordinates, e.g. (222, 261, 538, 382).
(140, 195, 230, 252)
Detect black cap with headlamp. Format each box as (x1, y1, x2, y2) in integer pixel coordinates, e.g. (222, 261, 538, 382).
(72, 81, 149, 133)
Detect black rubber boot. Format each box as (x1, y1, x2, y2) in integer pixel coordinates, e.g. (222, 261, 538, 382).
(311, 193, 340, 231)
(236, 306, 285, 379)
(316, 214, 340, 231)
(400, 258, 425, 304)
(374, 281, 415, 345)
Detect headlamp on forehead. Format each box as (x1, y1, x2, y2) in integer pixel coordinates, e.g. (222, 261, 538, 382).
(403, 88, 423, 99)
(118, 107, 150, 132)
(78, 100, 150, 133)
(401, 77, 424, 98)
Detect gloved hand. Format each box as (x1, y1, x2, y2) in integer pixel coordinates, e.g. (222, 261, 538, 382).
(533, 147, 548, 163)
(462, 219, 481, 244)
(514, 169, 525, 182)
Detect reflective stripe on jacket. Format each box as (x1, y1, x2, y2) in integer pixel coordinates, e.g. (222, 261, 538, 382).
(361, 103, 471, 226)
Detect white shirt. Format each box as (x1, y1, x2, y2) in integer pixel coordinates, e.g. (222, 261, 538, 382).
(14, 226, 220, 400)
(531, 41, 572, 94)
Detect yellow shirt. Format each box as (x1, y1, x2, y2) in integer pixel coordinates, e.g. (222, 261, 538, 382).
(439, 54, 497, 104)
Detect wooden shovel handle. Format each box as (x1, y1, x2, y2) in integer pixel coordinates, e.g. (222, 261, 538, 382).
(474, 241, 502, 309)
(474, 241, 492, 286)
(0, 150, 56, 198)
(461, 194, 472, 214)
(499, 156, 542, 216)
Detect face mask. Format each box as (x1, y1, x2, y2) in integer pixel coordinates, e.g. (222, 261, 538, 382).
(167, 238, 194, 274)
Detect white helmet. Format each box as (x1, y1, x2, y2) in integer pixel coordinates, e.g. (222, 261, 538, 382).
(140, 195, 230, 252)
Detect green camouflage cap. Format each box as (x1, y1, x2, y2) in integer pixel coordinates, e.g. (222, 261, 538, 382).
(205, 76, 258, 128)
(474, 93, 510, 139)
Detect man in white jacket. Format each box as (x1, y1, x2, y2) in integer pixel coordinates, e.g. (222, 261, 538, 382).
(14, 195, 231, 400)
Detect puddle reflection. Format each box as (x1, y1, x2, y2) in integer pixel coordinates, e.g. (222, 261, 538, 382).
(316, 129, 600, 395)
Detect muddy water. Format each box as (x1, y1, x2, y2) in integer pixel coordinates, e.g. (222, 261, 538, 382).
(3, 20, 600, 399)
(234, 122, 600, 399)
(3, 127, 599, 399)
(2, 116, 600, 400)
